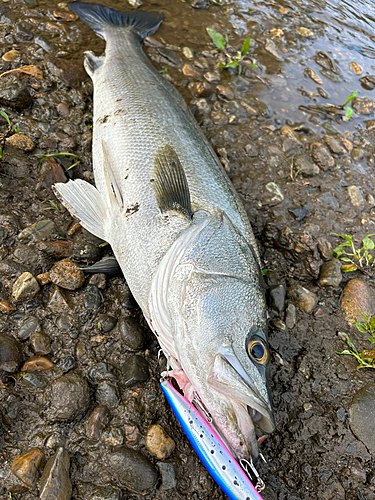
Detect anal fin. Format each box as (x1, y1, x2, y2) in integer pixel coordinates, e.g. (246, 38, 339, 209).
(153, 144, 192, 219)
(53, 179, 107, 241)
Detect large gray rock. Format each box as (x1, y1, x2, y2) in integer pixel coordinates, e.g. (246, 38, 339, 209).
(40, 447, 72, 500)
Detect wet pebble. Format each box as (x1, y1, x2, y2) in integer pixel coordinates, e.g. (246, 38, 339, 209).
(269, 284, 286, 313)
(310, 143, 334, 170)
(6, 133, 35, 152)
(103, 427, 124, 446)
(40, 447, 72, 500)
(349, 384, 375, 455)
(50, 259, 85, 290)
(57, 102, 70, 116)
(317, 259, 342, 287)
(85, 284, 102, 310)
(87, 405, 110, 440)
(89, 487, 121, 500)
(23, 372, 47, 388)
(157, 462, 177, 490)
(44, 372, 90, 421)
(320, 69, 341, 82)
(61, 356, 74, 372)
(145, 424, 175, 459)
(0, 334, 23, 373)
(118, 317, 146, 351)
(2, 49, 20, 62)
(107, 446, 158, 492)
(352, 97, 375, 114)
(304, 68, 322, 84)
(287, 284, 317, 313)
(298, 27, 315, 38)
(324, 135, 346, 154)
(264, 182, 284, 203)
(89, 273, 107, 290)
(38, 241, 73, 259)
(158, 48, 181, 67)
(73, 241, 102, 262)
(318, 192, 339, 210)
(88, 362, 116, 384)
(336, 407, 345, 423)
(204, 71, 220, 84)
(122, 355, 150, 387)
(12, 272, 40, 301)
(11, 447, 44, 487)
(18, 219, 55, 243)
(30, 331, 51, 355)
(285, 304, 296, 329)
(17, 316, 40, 340)
(347, 185, 364, 206)
(37, 272, 51, 285)
(265, 38, 283, 60)
(245, 143, 259, 158)
(0, 74, 32, 110)
(188, 81, 211, 98)
(359, 75, 375, 90)
(293, 154, 320, 177)
(97, 314, 117, 333)
(182, 47, 194, 59)
(96, 382, 119, 406)
(22, 356, 54, 372)
(182, 63, 201, 79)
(49, 287, 74, 312)
(216, 85, 234, 100)
(341, 279, 374, 325)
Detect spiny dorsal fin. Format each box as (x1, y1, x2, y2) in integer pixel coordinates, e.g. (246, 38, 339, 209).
(153, 145, 192, 219)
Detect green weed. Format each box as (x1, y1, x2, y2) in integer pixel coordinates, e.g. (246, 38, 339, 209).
(206, 28, 257, 74)
(41, 199, 60, 212)
(332, 233, 375, 272)
(342, 90, 357, 122)
(337, 312, 375, 369)
(36, 152, 80, 171)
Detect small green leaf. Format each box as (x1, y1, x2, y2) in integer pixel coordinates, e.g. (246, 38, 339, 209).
(262, 269, 270, 276)
(344, 106, 354, 121)
(340, 257, 354, 262)
(343, 90, 358, 106)
(37, 152, 79, 170)
(98, 322, 102, 330)
(206, 28, 226, 50)
(332, 233, 353, 241)
(363, 235, 375, 250)
(226, 61, 239, 68)
(342, 265, 358, 272)
(337, 349, 353, 356)
(224, 34, 229, 45)
(0, 111, 11, 130)
(355, 320, 368, 334)
(359, 310, 369, 321)
(241, 36, 251, 56)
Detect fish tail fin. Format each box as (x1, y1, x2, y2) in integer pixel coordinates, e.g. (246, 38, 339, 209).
(53, 179, 108, 242)
(68, 1, 164, 40)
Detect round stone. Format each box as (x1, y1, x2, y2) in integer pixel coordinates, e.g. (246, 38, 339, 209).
(349, 384, 375, 455)
(49, 259, 85, 290)
(12, 272, 40, 301)
(341, 279, 374, 326)
(11, 447, 45, 487)
(0, 334, 23, 373)
(43, 372, 90, 422)
(145, 424, 175, 460)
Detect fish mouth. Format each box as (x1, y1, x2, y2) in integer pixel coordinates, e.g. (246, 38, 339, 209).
(207, 346, 275, 461)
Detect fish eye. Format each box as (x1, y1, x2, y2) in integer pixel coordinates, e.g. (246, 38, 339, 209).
(247, 339, 268, 364)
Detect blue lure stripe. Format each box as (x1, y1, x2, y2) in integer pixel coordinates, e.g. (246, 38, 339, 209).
(161, 380, 264, 500)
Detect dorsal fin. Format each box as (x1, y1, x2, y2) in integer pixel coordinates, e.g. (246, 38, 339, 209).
(153, 145, 192, 219)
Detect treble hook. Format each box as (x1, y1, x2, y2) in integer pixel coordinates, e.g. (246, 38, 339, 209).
(240, 458, 266, 492)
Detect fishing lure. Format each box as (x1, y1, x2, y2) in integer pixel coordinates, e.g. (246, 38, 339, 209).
(161, 379, 265, 500)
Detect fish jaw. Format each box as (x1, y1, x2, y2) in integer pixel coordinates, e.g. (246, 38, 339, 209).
(206, 348, 275, 460)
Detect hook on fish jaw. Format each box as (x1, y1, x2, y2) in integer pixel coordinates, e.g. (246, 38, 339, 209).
(240, 458, 266, 493)
(192, 391, 213, 424)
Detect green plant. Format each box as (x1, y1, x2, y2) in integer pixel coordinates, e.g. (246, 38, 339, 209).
(206, 28, 257, 74)
(36, 152, 80, 171)
(41, 199, 60, 212)
(332, 233, 375, 271)
(0, 111, 11, 130)
(337, 312, 375, 369)
(342, 90, 357, 122)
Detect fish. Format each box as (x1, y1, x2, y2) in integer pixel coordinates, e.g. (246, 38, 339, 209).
(53, 0, 275, 464)
(161, 379, 265, 500)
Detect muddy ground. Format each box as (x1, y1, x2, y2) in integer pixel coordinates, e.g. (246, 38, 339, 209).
(0, 0, 375, 499)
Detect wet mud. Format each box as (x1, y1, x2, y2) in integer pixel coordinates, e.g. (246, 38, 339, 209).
(0, 0, 375, 499)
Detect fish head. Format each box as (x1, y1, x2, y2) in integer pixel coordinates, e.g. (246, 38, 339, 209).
(207, 325, 275, 460)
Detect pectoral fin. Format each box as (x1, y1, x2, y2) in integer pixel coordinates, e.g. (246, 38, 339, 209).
(153, 144, 192, 219)
(80, 256, 122, 276)
(53, 179, 108, 241)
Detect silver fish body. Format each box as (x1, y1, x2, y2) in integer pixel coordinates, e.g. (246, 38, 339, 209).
(54, 1, 275, 461)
